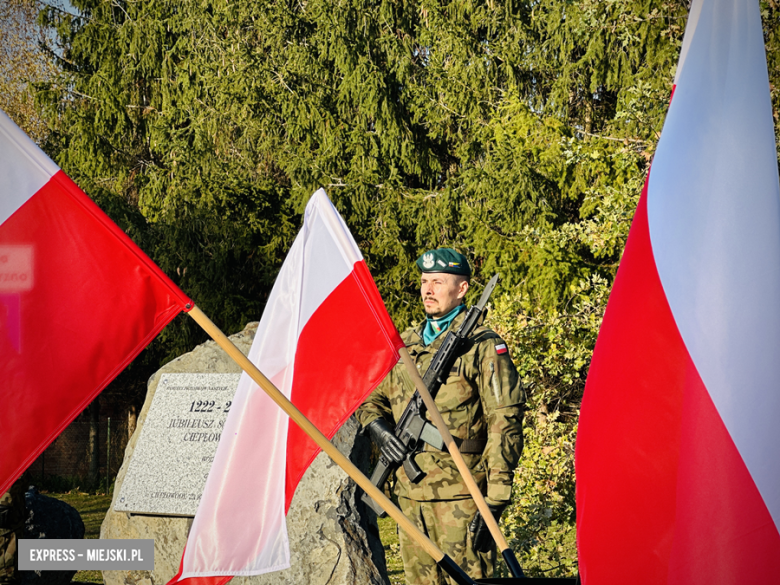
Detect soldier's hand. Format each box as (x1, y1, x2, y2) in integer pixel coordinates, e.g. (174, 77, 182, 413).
(366, 418, 408, 464)
(469, 503, 507, 553)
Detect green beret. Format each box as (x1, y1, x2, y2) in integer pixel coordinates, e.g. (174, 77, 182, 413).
(416, 248, 471, 276)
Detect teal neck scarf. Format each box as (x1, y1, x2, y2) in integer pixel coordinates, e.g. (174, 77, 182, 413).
(422, 304, 465, 346)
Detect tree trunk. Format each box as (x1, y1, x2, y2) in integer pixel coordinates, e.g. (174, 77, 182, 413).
(88, 397, 100, 489)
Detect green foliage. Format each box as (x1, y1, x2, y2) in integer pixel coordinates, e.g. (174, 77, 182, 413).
(488, 276, 609, 574)
(501, 412, 578, 577)
(491, 276, 611, 412)
(35, 0, 687, 330)
(476, 1, 689, 571)
(36, 0, 303, 378)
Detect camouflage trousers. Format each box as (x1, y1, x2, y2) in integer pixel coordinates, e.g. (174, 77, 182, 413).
(397, 496, 495, 585)
(0, 479, 25, 585)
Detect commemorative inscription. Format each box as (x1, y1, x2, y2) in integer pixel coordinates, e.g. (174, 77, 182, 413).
(114, 373, 241, 516)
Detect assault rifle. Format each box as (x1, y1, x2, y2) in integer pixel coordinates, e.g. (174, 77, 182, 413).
(362, 274, 500, 517)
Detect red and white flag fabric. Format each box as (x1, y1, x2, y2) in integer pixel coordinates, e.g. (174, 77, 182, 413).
(0, 109, 191, 495)
(169, 188, 404, 583)
(576, 0, 780, 583)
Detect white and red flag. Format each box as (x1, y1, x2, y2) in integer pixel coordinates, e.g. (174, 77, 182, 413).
(0, 109, 191, 495)
(576, 0, 780, 583)
(169, 189, 404, 583)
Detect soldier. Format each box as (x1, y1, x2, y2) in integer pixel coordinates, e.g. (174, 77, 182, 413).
(356, 248, 525, 584)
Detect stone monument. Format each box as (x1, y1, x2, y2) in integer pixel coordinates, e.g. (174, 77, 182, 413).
(114, 373, 241, 517)
(101, 322, 388, 585)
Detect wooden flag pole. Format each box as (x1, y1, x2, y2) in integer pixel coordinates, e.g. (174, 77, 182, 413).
(186, 306, 477, 585)
(398, 347, 525, 578)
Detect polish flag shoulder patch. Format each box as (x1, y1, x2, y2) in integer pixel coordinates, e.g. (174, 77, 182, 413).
(495, 343, 508, 355)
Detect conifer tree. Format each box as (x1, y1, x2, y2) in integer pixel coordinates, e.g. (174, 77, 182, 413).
(36, 0, 691, 324)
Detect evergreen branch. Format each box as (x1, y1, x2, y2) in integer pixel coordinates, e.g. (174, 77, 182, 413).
(327, 182, 391, 189)
(431, 96, 465, 118)
(111, 0, 132, 22)
(69, 88, 97, 101)
(38, 42, 80, 72)
(42, 79, 102, 105)
(580, 130, 648, 144)
(272, 70, 295, 95)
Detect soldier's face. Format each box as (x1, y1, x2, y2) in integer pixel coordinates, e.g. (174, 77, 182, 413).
(420, 273, 469, 318)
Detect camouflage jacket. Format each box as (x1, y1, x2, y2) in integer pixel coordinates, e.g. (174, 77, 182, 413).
(356, 311, 525, 505)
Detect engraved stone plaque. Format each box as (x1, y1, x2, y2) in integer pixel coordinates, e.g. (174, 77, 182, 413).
(114, 373, 240, 516)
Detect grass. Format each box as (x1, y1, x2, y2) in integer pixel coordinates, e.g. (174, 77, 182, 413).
(48, 491, 112, 584)
(377, 515, 404, 585)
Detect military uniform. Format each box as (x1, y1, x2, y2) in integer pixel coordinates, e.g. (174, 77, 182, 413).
(0, 478, 25, 585)
(357, 310, 525, 584)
